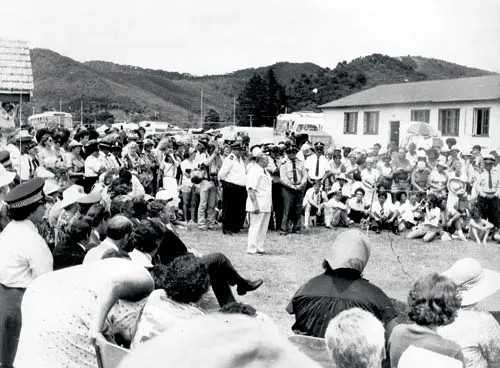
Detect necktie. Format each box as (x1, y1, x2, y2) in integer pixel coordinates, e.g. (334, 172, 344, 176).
(292, 160, 298, 184)
(28, 156, 33, 177)
(488, 170, 493, 189)
(380, 206, 385, 218)
(315, 155, 320, 177)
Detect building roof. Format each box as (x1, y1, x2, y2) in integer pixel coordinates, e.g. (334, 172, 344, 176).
(320, 74, 500, 109)
(0, 39, 34, 94)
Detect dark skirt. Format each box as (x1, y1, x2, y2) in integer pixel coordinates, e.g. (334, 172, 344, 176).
(0, 284, 25, 368)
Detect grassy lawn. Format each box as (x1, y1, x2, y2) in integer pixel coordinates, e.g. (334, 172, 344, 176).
(181, 227, 500, 335)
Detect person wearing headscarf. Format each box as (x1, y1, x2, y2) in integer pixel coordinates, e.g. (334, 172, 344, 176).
(437, 258, 500, 368)
(286, 230, 397, 338)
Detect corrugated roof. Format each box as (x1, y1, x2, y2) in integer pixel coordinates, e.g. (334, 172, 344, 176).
(0, 39, 34, 93)
(320, 74, 500, 109)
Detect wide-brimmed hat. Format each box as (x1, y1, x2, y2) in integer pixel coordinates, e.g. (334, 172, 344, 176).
(119, 314, 321, 368)
(35, 166, 55, 179)
(0, 164, 16, 188)
(325, 230, 370, 273)
(443, 258, 500, 306)
(483, 153, 495, 162)
(251, 146, 264, 157)
(336, 173, 348, 182)
(156, 190, 180, 207)
(77, 191, 102, 205)
(59, 185, 85, 209)
(43, 179, 61, 196)
(447, 177, 466, 196)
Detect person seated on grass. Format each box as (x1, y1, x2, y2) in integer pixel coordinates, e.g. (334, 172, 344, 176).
(325, 308, 386, 368)
(347, 188, 370, 224)
(302, 180, 327, 229)
(396, 192, 420, 233)
(468, 206, 494, 245)
(370, 191, 397, 234)
(287, 230, 398, 339)
(443, 194, 469, 241)
(406, 193, 441, 242)
(388, 273, 465, 368)
(322, 189, 350, 229)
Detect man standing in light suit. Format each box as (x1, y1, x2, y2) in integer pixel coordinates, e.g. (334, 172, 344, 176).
(246, 148, 272, 255)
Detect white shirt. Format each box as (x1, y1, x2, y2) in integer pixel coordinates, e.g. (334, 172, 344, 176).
(180, 159, 195, 188)
(84, 155, 102, 177)
(423, 207, 441, 227)
(246, 164, 272, 212)
(371, 200, 395, 217)
(129, 249, 153, 268)
(83, 238, 119, 263)
(0, 220, 53, 288)
(303, 187, 327, 207)
(304, 154, 330, 180)
(348, 197, 366, 212)
(194, 152, 207, 168)
(399, 201, 418, 223)
(218, 153, 246, 187)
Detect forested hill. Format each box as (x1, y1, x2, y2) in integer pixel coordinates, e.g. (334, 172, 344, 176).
(28, 49, 494, 126)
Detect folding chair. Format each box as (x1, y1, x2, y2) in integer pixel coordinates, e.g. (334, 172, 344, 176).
(288, 335, 331, 368)
(95, 335, 129, 368)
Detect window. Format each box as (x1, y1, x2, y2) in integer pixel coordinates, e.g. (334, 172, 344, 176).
(438, 109, 460, 136)
(410, 109, 430, 123)
(473, 108, 489, 137)
(363, 111, 379, 135)
(343, 112, 358, 134)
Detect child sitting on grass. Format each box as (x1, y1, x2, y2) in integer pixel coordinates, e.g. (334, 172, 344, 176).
(322, 189, 350, 229)
(469, 206, 494, 244)
(406, 193, 441, 242)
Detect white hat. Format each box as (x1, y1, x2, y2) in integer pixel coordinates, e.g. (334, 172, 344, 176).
(443, 258, 500, 306)
(35, 166, 55, 179)
(68, 140, 83, 149)
(59, 185, 85, 209)
(251, 146, 264, 157)
(483, 153, 495, 161)
(0, 164, 16, 188)
(447, 178, 467, 196)
(416, 150, 427, 158)
(43, 179, 60, 196)
(156, 190, 180, 207)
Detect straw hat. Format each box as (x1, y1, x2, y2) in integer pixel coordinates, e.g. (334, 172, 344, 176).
(447, 177, 466, 196)
(336, 173, 348, 182)
(43, 179, 60, 196)
(325, 230, 370, 273)
(59, 185, 85, 209)
(443, 258, 500, 306)
(119, 314, 321, 368)
(0, 164, 16, 188)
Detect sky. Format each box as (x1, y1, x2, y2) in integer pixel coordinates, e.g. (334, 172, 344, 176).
(3, 0, 500, 75)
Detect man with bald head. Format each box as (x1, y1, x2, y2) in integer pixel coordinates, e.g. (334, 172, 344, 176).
(83, 215, 133, 263)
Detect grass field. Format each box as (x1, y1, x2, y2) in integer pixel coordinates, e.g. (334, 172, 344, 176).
(181, 227, 500, 335)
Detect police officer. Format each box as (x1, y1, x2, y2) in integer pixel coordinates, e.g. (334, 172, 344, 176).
(279, 145, 307, 235)
(471, 153, 500, 228)
(218, 141, 247, 235)
(305, 142, 330, 188)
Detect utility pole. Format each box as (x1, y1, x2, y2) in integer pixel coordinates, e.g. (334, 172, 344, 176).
(248, 114, 253, 128)
(31, 107, 35, 115)
(59, 98, 62, 111)
(233, 96, 236, 126)
(200, 90, 203, 128)
(80, 100, 83, 127)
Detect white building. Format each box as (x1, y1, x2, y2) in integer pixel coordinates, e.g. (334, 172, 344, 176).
(319, 75, 500, 151)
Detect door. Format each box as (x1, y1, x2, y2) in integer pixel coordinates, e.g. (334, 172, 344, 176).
(390, 121, 400, 147)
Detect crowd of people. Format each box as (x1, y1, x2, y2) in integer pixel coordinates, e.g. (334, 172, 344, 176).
(0, 124, 499, 368)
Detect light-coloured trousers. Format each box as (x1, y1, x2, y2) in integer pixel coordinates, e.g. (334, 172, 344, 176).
(198, 180, 217, 227)
(247, 212, 271, 253)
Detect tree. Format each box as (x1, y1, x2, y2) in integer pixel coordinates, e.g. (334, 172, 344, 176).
(204, 108, 221, 123)
(236, 70, 287, 127)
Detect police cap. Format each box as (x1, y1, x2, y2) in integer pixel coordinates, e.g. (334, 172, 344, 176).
(5, 177, 45, 209)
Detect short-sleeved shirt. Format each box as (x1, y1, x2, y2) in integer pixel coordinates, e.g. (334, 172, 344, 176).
(246, 164, 272, 212)
(304, 154, 330, 181)
(84, 155, 102, 177)
(286, 269, 397, 338)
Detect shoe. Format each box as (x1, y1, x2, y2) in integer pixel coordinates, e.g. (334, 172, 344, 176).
(237, 279, 263, 295)
(198, 226, 208, 231)
(256, 250, 266, 255)
(279, 231, 288, 236)
(223, 229, 233, 236)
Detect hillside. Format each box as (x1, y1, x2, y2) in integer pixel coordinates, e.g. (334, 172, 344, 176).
(27, 49, 495, 126)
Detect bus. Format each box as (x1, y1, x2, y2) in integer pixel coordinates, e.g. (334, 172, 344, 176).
(274, 112, 325, 135)
(28, 112, 73, 130)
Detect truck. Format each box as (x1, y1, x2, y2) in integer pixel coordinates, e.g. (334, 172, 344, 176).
(274, 112, 333, 148)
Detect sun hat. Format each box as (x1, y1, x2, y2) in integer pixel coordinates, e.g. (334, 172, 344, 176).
(251, 146, 264, 157)
(336, 173, 348, 182)
(59, 185, 85, 209)
(442, 258, 500, 306)
(417, 150, 427, 158)
(325, 230, 371, 273)
(43, 179, 60, 196)
(0, 164, 16, 188)
(447, 177, 466, 196)
(118, 314, 322, 368)
(77, 191, 102, 205)
(35, 166, 55, 179)
(483, 153, 495, 162)
(450, 145, 460, 152)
